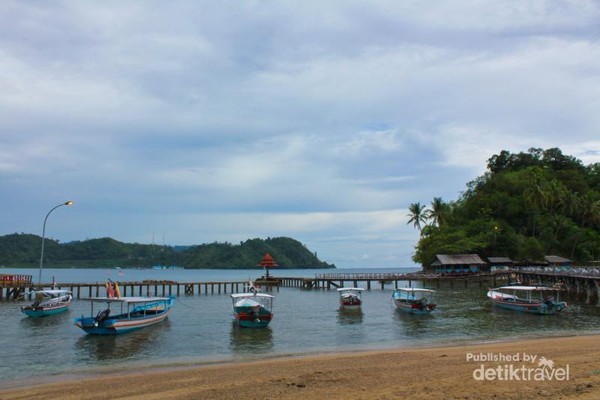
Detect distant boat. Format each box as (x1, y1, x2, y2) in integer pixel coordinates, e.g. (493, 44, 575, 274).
(231, 293, 274, 328)
(487, 286, 567, 315)
(74, 281, 174, 335)
(152, 265, 183, 270)
(337, 287, 365, 309)
(21, 289, 73, 317)
(392, 288, 436, 315)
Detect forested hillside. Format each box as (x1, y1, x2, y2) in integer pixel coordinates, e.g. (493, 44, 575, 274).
(408, 148, 600, 265)
(0, 234, 334, 269)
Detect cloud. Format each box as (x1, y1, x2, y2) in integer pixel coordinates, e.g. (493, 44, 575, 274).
(1, 1, 600, 268)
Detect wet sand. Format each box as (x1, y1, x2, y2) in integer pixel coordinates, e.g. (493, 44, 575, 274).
(2, 335, 600, 399)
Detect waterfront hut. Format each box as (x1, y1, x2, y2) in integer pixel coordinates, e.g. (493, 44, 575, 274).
(428, 254, 487, 275)
(545, 255, 571, 271)
(487, 257, 514, 272)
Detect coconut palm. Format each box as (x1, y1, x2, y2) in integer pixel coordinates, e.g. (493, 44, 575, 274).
(524, 168, 550, 237)
(427, 197, 450, 227)
(407, 202, 428, 234)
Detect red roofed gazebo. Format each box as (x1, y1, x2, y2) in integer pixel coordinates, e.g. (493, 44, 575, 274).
(258, 253, 278, 279)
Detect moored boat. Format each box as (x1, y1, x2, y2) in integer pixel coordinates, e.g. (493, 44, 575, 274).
(74, 281, 174, 335)
(21, 289, 73, 317)
(231, 293, 274, 328)
(487, 286, 567, 315)
(392, 288, 436, 314)
(337, 287, 365, 309)
(74, 296, 174, 335)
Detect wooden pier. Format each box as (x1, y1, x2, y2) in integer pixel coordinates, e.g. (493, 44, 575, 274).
(0, 273, 508, 301)
(2, 269, 599, 304)
(0, 274, 33, 301)
(278, 272, 505, 290)
(513, 269, 600, 304)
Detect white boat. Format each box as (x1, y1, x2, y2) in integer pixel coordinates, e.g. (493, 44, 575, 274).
(392, 288, 436, 314)
(337, 288, 365, 309)
(21, 289, 73, 317)
(487, 286, 567, 315)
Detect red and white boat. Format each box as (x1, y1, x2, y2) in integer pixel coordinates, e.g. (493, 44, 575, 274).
(337, 288, 365, 309)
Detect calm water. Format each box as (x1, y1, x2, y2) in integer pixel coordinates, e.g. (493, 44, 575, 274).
(1, 267, 599, 387)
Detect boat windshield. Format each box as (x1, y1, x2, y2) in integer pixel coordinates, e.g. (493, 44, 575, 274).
(395, 289, 433, 300)
(232, 294, 273, 310)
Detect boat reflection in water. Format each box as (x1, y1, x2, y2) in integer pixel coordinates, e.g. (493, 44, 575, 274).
(74, 321, 170, 362)
(394, 307, 435, 338)
(336, 308, 364, 325)
(229, 321, 274, 355)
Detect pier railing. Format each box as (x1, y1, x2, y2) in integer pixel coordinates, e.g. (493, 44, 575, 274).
(315, 272, 439, 280)
(2, 268, 599, 304)
(0, 274, 32, 286)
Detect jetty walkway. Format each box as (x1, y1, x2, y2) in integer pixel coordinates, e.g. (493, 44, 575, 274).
(0, 272, 504, 301)
(2, 268, 599, 304)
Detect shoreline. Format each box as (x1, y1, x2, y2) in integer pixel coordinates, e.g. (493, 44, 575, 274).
(1, 331, 586, 389)
(3, 334, 600, 399)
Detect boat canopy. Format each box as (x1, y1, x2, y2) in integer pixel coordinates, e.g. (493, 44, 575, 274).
(28, 289, 72, 296)
(395, 288, 435, 293)
(230, 293, 274, 299)
(493, 286, 560, 291)
(80, 296, 172, 303)
(337, 287, 365, 292)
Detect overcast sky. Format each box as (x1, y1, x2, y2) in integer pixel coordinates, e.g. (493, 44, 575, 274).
(2, 1, 600, 268)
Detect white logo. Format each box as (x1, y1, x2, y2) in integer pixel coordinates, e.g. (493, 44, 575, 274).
(466, 352, 570, 381)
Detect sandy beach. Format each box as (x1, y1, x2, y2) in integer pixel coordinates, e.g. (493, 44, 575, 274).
(2, 335, 599, 400)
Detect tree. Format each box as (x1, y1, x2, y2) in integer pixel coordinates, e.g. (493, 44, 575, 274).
(411, 148, 600, 264)
(570, 191, 600, 258)
(407, 202, 428, 234)
(426, 197, 451, 227)
(523, 168, 550, 237)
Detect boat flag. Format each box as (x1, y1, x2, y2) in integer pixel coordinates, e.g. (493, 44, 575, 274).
(106, 278, 122, 299)
(249, 278, 259, 294)
(106, 281, 115, 298)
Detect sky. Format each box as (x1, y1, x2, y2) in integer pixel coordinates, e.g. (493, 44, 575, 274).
(2, 1, 600, 269)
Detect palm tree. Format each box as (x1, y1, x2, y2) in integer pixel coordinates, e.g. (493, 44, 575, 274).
(427, 197, 449, 227)
(524, 168, 549, 237)
(407, 202, 428, 234)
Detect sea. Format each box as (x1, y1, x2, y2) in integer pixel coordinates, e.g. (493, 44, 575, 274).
(1, 266, 599, 388)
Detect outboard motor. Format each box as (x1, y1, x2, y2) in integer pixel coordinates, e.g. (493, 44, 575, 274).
(96, 309, 111, 323)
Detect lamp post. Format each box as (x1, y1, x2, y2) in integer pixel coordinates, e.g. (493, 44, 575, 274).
(38, 201, 73, 286)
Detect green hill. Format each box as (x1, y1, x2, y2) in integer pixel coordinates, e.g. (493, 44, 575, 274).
(408, 147, 600, 265)
(0, 234, 335, 269)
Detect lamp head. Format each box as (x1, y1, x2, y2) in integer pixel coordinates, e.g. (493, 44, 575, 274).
(65, 201, 74, 206)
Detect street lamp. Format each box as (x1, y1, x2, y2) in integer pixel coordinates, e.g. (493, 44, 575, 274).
(38, 201, 73, 286)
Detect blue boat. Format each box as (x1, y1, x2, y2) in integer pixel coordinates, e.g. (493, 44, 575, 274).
(74, 295, 175, 335)
(231, 293, 274, 328)
(392, 288, 436, 315)
(21, 289, 73, 317)
(487, 286, 567, 315)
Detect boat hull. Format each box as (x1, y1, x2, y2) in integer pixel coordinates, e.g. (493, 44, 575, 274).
(339, 301, 361, 309)
(393, 300, 436, 315)
(392, 288, 436, 315)
(489, 299, 567, 315)
(75, 308, 172, 335)
(21, 303, 70, 317)
(233, 307, 273, 328)
(487, 290, 567, 315)
(339, 297, 362, 309)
